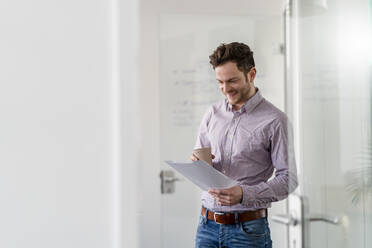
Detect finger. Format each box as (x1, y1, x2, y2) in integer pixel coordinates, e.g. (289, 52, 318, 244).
(210, 189, 230, 196)
(208, 188, 224, 194)
(209, 192, 219, 198)
(208, 191, 221, 197)
(208, 189, 217, 194)
(190, 153, 199, 161)
(215, 194, 233, 202)
(216, 198, 232, 206)
(209, 192, 226, 201)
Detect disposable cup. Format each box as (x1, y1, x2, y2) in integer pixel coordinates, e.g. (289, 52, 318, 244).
(193, 147, 212, 166)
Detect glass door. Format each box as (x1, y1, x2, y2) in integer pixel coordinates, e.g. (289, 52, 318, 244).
(275, 0, 372, 247)
(158, 12, 288, 248)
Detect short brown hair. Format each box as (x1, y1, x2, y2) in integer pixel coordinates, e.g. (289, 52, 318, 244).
(209, 42, 255, 75)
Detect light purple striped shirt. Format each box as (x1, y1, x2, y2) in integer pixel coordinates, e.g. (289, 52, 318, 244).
(195, 89, 298, 212)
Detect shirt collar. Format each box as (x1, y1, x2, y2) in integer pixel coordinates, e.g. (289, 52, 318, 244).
(225, 88, 264, 114)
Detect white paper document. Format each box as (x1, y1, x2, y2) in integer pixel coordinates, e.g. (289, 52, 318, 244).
(165, 160, 238, 191)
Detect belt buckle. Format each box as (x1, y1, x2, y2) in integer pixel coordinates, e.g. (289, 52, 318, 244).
(213, 212, 225, 224)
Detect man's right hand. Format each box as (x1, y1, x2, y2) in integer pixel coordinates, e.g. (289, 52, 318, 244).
(190, 153, 215, 161)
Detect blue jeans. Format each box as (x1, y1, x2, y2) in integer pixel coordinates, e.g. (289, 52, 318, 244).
(195, 213, 272, 248)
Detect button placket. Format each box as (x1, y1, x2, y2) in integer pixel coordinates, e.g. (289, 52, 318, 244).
(222, 117, 235, 175)
(228, 115, 241, 170)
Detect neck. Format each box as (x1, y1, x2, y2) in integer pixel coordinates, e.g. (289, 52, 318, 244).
(246, 85, 257, 99)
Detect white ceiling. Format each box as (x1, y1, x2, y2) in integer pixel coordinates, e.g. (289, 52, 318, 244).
(142, 0, 285, 16)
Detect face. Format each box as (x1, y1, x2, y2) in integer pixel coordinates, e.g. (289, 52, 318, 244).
(215, 61, 256, 110)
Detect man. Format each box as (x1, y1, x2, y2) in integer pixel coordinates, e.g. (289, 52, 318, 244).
(191, 42, 298, 248)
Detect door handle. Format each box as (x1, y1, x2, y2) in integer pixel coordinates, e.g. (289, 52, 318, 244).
(271, 213, 340, 226)
(308, 213, 340, 225)
(159, 170, 183, 194)
(163, 177, 182, 183)
(271, 213, 298, 226)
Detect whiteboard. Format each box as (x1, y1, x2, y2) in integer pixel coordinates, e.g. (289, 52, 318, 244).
(159, 14, 256, 162)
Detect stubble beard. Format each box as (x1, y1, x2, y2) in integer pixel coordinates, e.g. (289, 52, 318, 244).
(229, 82, 252, 106)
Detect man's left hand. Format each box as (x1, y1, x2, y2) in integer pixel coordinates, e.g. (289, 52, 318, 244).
(208, 186, 243, 206)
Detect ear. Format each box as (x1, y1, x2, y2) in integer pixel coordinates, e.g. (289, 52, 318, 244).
(248, 67, 256, 83)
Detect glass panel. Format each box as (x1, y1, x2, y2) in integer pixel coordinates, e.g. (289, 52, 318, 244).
(291, 0, 372, 247)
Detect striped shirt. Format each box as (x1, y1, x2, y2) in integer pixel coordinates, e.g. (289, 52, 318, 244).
(195, 89, 298, 212)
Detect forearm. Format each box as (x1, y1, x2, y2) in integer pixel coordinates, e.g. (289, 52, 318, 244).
(240, 170, 298, 206)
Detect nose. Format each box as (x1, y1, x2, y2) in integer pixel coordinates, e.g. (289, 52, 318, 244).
(221, 82, 231, 93)
(220, 84, 226, 94)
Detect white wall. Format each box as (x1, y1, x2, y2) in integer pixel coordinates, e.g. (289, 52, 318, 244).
(0, 1, 140, 247)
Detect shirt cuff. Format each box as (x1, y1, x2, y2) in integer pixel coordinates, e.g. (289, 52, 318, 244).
(240, 184, 258, 205)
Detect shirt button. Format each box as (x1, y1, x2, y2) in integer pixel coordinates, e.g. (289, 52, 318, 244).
(223, 170, 226, 174)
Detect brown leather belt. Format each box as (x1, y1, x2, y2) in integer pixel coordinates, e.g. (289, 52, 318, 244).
(201, 206, 267, 225)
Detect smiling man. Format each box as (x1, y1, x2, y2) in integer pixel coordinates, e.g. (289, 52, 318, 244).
(191, 42, 298, 248)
